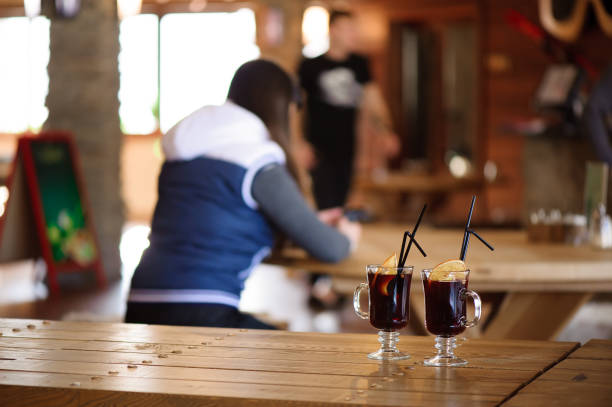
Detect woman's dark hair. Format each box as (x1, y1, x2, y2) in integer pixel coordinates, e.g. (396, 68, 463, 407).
(228, 59, 300, 181)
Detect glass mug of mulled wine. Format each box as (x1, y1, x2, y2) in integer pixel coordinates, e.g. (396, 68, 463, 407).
(421, 264, 481, 367)
(353, 265, 413, 360)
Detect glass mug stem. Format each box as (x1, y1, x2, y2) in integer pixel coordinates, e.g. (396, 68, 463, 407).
(431, 336, 460, 363)
(377, 330, 401, 354)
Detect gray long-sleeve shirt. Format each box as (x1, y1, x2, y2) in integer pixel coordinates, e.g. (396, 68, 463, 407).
(252, 164, 350, 263)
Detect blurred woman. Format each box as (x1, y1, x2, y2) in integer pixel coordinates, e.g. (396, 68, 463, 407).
(125, 60, 360, 329)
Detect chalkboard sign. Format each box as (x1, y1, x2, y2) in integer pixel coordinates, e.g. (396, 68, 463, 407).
(0, 133, 105, 295)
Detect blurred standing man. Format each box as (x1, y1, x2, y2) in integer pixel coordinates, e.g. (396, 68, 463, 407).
(298, 9, 399, 210)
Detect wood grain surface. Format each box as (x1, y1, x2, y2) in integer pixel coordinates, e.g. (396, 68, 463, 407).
(0, 318, 579, 406)
(269, 224, 612, 292)
(505, 339, 612, 406)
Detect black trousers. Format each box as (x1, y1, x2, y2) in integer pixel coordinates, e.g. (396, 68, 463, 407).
(310, 152, 354, 210)
(124, 302, 276, 330)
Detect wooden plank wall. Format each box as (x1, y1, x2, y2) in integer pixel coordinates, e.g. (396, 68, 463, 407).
(355, 0, 612, 224)
(481, 0, 544, 223)
(481, 0, 611, 223)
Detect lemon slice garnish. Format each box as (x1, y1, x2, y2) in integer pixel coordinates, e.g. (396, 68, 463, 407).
(382, 253, 397, 268)
(376, 252, 399, 275)
(430, 259, 467, 281)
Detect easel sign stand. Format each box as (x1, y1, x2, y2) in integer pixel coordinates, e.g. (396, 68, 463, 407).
(0, 132, 106, 296)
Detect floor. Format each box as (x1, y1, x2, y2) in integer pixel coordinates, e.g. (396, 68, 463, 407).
(0, 259, 374, 333)
(0, 225, 611, 342)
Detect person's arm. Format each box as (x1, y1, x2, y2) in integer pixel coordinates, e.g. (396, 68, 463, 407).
(252, 164, 360, 263)
(292, 97, 316, 170)
(362, 84, 392, 131)
(361, 83, 400, 157)
(294, 60, 317, 170)
(354, 56, 395, 141)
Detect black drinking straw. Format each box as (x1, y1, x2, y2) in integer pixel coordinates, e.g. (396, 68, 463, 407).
(459, 197, 476, 261)
(399, 231, 426, 263)
(399, 204, 428, 268)
(459, 196, 494, 261)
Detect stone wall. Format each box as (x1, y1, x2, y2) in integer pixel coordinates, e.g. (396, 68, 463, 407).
(44, 0, 123, 281)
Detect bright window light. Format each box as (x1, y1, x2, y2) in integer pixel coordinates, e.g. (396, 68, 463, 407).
(118, 14, 159, 134)
(0, 16, 49, 133)
(159, 9, 260, 132)
(302, 5, 329, 58)
(119, 224, 151, 276)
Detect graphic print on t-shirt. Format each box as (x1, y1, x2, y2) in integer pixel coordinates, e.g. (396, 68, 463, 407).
(318, 67, 363, 108)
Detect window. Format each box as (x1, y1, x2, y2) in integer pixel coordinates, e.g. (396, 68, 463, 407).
(118, 8, 260, 134)
(0, 16, 50, 133)
(159, 9, 259, 132)
(302, 5, 329, 58)
(118, 14, 159, 135)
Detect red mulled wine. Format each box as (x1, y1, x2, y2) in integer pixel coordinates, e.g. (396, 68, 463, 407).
(367, 270, 411, 331)
(423, 278, 468, 336)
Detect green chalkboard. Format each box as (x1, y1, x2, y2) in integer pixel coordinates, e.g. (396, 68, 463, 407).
(30, 140, 97, 265)
(0, 134, 105, 295)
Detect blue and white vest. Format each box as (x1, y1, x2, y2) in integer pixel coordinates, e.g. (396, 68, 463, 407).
(129, 101, 285, 308)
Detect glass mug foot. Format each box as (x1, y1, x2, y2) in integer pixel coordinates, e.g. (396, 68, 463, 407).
(423, 336, 466, 367)
(368, 331, 411, 361)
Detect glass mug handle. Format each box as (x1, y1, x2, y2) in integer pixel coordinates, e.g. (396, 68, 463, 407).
(461, 289, 482, 328)
(353, 283, 369, 320)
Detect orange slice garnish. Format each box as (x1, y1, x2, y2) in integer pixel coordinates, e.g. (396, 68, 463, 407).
(382, 253, 398, 268)
(430, 259, 467, 281)
(371, 253, 397, 289)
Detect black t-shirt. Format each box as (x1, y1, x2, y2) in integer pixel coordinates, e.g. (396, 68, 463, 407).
(298, 53, 371, 158)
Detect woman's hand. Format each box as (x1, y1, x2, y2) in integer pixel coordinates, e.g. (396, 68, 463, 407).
(318, 208, 361, 252)
(338, 217, 361, 252)
(317, 207, 344, 226)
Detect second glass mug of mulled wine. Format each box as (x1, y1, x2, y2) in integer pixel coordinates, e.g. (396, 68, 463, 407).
(353, 265, 413, 360)
(421, 268, 481, 366)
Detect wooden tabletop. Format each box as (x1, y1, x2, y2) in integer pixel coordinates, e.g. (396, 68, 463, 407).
(506, 339, 612, 406)
(269, 224, 612, 340)
(0, 318, 581, 406)
(269, 224, 612, 292)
